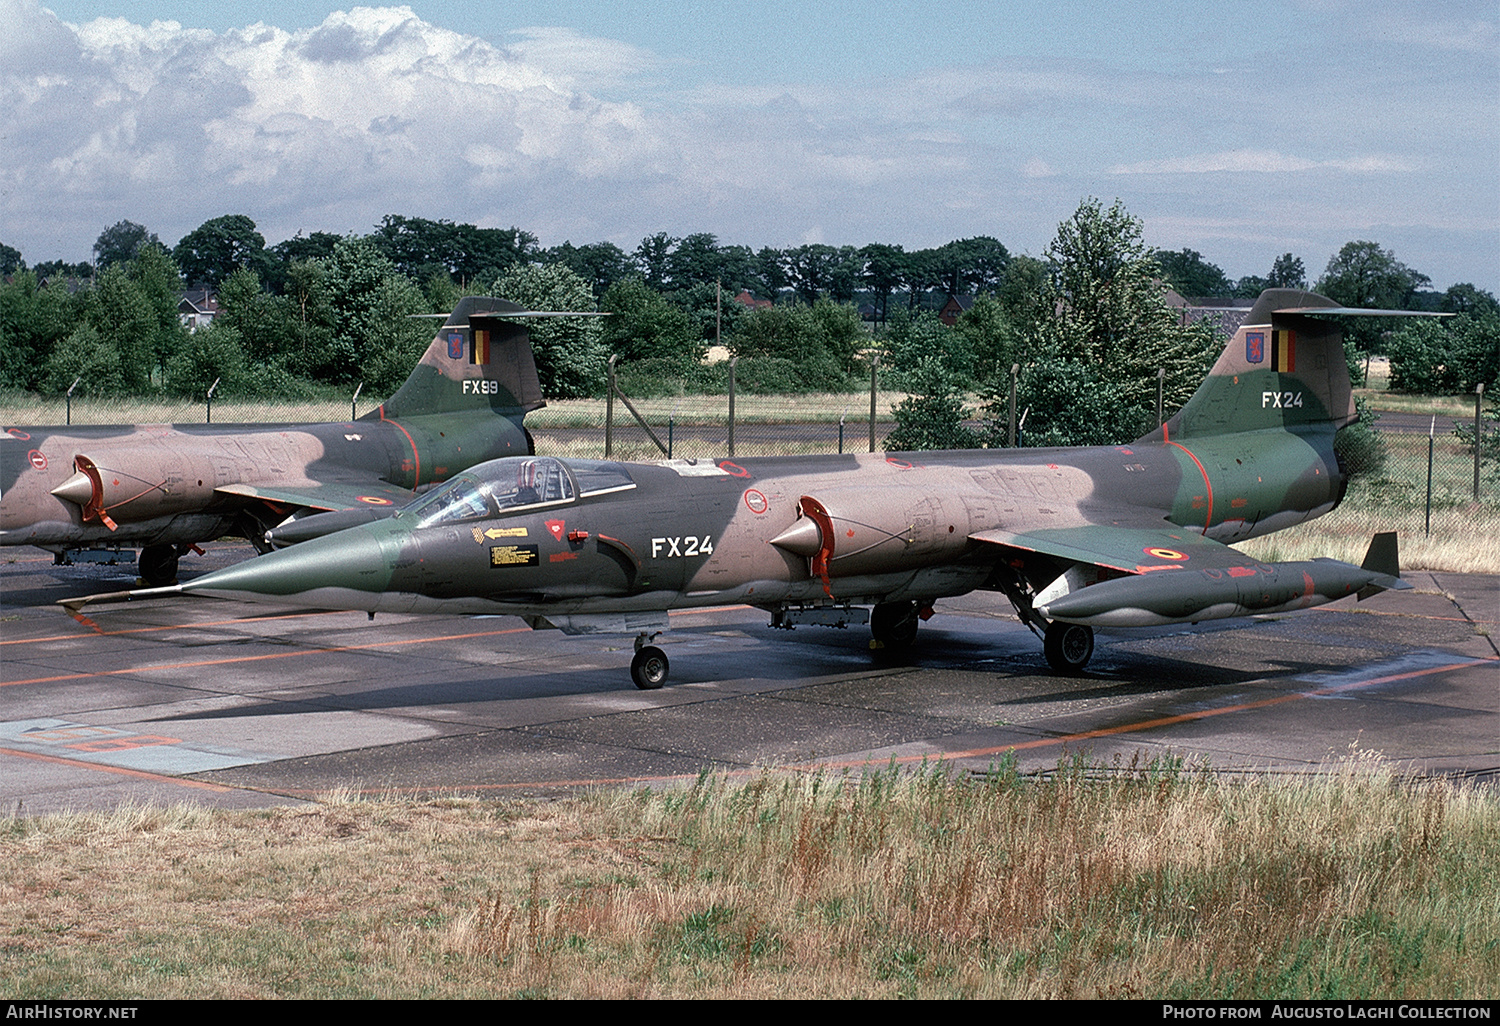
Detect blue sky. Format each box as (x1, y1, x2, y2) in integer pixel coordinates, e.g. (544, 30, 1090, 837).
(5, 0, 1497, 291)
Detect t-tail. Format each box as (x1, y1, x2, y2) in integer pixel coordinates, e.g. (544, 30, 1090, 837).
(369, 297, 546, 421)
(1139, 289, 1356, 444)
(1131, 290, 1446, 544)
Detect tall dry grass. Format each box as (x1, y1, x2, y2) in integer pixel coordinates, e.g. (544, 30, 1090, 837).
(3, 756, 1495, 999)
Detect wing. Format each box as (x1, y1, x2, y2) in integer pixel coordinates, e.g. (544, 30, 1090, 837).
(970, 522, 1260, 576)
(214, 479, 415, 513)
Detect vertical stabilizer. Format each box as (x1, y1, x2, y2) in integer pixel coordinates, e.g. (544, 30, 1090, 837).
(1139, 289, 1355, 442)
(369, 297, 545, 421)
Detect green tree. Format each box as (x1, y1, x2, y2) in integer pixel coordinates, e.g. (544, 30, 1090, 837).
(126, 244, 188, 386)
(985, 360, 1142, 449)
(318, 236, 429, 390)
(634, 233, 676, 290)
(860, 243, 907, 323)
(1316, 240, 1433, 377)
(492, 262, 606, 399)
(82, 264, 158, 392)
(1316, 241, 1430, 309)
(174, 214, 270, 288)
(752, 247, 789, 301)
(546, 241, 633, 298)
(1442, 283, 1500, 318)
(1, 241, 25, 275)
(270, 231, 342, 266)
(953, 294, 1021, 384)
(885, 357, 980, 451)
(727, 299, 864, 392)
(882, 310, 954, 385)
(41, 322, 127, 397)
(929, 236, 1010, 296)
(1032, 198, 1220, 431)
(93, 220, 160, 269)
(370, 215, 537, 286)
(1267, 253, 1306, 289)
(0, 271, 76, 390)
(166, 321, 248, 398)
(1156, 248, 1232, 297)
(601, 276, 701, 364)
(1387, 312, 1500, 394)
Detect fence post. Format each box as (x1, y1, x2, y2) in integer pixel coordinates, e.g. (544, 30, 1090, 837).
(1008, 363, 1019, 447)
(66, 376, 79, 426)
(351, 382, 362, 422)
(838, 415, 845, 454)
(727, 356, 737, 458)
(868, 353, 879, 453)
(1425, 415, 1435, 536)
(606, 356, 617, 457)
(1156, 368, 1165, 428)
(206, 377, 220, 424)
(668, 416, 674, 460)
(1470, 382, 1482, 498)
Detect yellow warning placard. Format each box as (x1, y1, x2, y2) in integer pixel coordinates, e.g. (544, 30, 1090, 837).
(490, 544, 539, 567)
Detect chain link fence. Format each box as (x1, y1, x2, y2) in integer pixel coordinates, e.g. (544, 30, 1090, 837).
(1351, 423, 1499, 537)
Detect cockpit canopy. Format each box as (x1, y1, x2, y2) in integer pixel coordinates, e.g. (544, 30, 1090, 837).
(401, 456, 635, 528)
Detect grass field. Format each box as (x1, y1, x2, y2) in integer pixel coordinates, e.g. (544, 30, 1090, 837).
(3, 757, 1494, 1000)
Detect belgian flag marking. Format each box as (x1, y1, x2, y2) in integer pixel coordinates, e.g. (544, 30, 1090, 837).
(1271, 329, 1295, 372)
(471, 329, 491, 365)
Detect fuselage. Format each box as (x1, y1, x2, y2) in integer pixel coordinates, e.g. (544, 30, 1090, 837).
(0, 409, 529, 551)
(179, 427, 1345, 621)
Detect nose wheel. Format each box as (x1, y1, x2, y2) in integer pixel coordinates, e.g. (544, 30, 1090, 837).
(630, 633, 669, 689)
(1043, 621, 1094, 674)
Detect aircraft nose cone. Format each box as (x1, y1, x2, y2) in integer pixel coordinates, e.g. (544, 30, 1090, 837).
(183, 524, 397, 600)
(51, 471, 95, 506)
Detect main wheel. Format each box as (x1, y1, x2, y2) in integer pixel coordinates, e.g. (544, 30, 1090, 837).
(870, 601, 920, 649)
(1043, 621, 1094, 674)
(631, 645, 670, 689)
(138, 543, 181, 586)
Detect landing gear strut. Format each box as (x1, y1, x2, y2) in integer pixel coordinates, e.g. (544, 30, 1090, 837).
(630, 633, 669, 690)
(1043, 621, 1094, 674)
(137, 544, 181, 587)
(869, 600, 920, 649)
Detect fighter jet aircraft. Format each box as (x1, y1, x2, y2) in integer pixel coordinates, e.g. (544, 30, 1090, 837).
(2, 297, 549, 584)
(96, 289, 1424, 683)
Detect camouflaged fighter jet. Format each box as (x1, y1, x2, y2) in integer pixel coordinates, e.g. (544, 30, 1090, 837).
(102, 289, 1427, 685)
(2, 297, 553, 585)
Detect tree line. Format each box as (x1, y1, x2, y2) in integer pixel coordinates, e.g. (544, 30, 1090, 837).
(1, 202, 1494, 450)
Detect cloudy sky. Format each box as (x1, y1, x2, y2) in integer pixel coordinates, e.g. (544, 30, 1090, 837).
(3, 0, 1496, 291)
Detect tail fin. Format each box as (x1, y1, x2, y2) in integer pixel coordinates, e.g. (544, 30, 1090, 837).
(1357, 530, 1410, 599)
(367, 297, 545, 421)
(1140, 289, 1355, 442)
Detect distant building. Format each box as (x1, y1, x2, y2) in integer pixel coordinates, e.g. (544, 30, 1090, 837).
(733, 289, 773, 312)
(178, 289, 220, 330)
(939, 293, 975, 326)
(1166, 289, 1257, 335)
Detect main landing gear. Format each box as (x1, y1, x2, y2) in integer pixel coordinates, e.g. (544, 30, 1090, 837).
(631, 633, 669, 690)
(991, 564, 1097, 674)
(138, 543, 184, 587)
(1043, 620, 1094, 674)
(869, 600, 921, 650)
